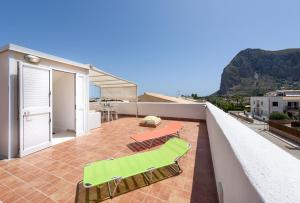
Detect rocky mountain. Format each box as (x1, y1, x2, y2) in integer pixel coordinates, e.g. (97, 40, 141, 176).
(216, 48, 300, 96)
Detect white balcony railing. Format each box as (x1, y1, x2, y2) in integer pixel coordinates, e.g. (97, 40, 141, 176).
(206, 102, 300, 203)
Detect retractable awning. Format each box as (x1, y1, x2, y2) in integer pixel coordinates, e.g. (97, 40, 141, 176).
(89, 65, 138, 101)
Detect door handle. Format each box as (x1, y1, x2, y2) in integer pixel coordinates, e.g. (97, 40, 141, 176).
(24, 112, 32, 121)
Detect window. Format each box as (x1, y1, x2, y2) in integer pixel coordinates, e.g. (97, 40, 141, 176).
(253, 101, 255, 104)
(272, 102, 278, 107)
(261, 101, 263, 106)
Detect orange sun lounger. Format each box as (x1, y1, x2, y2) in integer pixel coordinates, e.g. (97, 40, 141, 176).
(131, 122, 183, 147)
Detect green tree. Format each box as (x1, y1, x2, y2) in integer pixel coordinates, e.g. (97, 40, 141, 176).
(269, 112, 289, 120)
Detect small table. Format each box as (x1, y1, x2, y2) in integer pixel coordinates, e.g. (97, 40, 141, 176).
(100, 103, 118, 122)
(101, 107, 111, 122)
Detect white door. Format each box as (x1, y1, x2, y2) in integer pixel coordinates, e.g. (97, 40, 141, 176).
(76, 74, 85, 136)
(19, 62, 52, 157)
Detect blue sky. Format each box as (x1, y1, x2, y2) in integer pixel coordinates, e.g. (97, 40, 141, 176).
(1, 0, 300, 97)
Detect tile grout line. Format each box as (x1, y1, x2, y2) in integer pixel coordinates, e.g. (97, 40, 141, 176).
(1, 159, 79, 202)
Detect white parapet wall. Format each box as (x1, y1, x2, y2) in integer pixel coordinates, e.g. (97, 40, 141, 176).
(112, 102, 138, 116)
(137, 102, 206, 120)
(110, 102, 206, 120)
(206, 102, 300, 203)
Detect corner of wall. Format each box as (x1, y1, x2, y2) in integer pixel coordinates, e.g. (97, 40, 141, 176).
(0, 51, 10, 159)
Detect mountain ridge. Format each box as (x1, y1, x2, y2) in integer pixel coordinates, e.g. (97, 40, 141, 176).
(215, 48, 300, 96)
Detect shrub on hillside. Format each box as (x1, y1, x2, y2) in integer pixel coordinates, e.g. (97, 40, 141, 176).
(269, 112, 289, 120)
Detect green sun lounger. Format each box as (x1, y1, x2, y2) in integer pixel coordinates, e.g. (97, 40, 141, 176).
(83, 137, 191, 198)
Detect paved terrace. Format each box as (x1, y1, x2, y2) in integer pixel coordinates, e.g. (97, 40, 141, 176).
(0, 118, 218, 203)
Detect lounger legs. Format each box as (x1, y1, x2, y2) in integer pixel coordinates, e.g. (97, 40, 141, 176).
(143, 167, 156, 183)
(149, 139, 155, 148)
(112, 178, 122, 197)
(108, 177, 122, 198)
(142, 173, 150, 184)
(107, 182, 112, 198)
(175, 161, 182, 173)
(148, 169, 154, 181)
(85, 188, 89, 203)
(136, 141, 148, 150)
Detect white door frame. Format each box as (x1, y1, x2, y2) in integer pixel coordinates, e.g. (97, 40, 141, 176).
(18, 61, 52, 157)
(51, 67, 84, 134)
(51, 69, 76, 138)
(51, 68, 85, 136)
(75, 73, 86, 136)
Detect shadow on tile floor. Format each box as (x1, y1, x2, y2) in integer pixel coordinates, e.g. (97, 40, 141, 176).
(75, 165, 179, 203)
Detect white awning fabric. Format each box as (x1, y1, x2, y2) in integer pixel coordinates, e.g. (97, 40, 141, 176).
(89, 66, 138, 101)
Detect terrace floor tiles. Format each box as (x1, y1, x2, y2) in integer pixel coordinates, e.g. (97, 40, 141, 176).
(24, 190, 48, 202)
(0, 190, 22, 202)
(0, 117, 218, 203)
(11, 184, 35, 197)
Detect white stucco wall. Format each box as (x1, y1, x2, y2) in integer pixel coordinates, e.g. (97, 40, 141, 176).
(107, 102, 206, 120)
(206, 102, 300, 203)
(0, 51, 9, 159)
(137, 103, 206, 120)
(88, 111, 101, 130)
(207, 103, 262, 203)
(114, 102, 138, 115)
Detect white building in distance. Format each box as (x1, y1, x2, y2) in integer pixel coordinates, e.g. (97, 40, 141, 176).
(250, 90, 300, 120)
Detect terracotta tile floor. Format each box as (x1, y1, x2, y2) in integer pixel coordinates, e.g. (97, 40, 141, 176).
(0, 117, 218, 203)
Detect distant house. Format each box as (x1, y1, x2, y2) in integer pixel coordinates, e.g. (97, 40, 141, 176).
(138, 92, 197, 104)
(250, 90, 300, 120)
